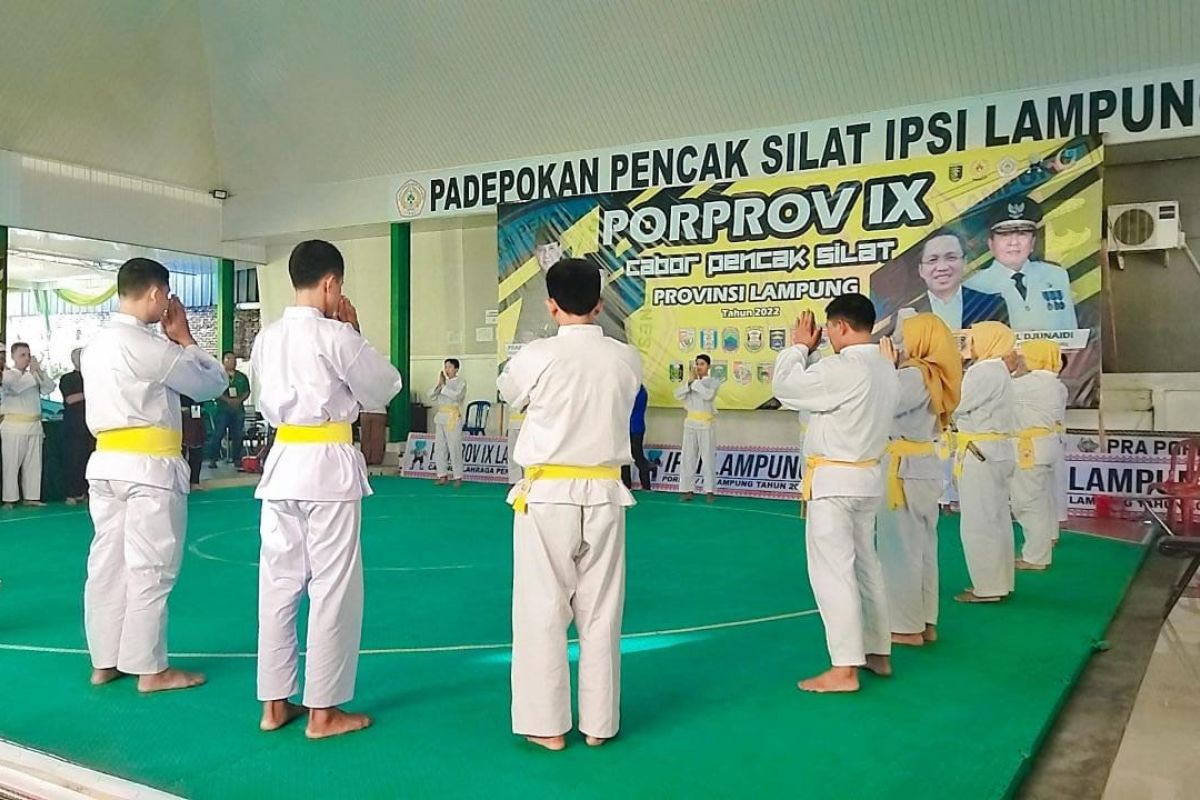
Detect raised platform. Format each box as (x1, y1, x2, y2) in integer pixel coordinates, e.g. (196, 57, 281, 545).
(0, 479, 1144, 799)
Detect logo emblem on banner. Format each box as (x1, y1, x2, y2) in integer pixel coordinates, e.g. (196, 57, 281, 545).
(700, 329, 718, 350)
(678, 328, 695, 350)
(756, 362, 774, 383)
(997, 156, 1019, 178)
(396, 180, 426, 218)
(732, 361, 752, 385)
(769, 329, 787, 351)
(722, 328, 739, 352)
(712, 361, 729, 382)
(669, 362, 684, 382)
(746, 327, 764, 352)
(970, 160, 989, 180)
(948, 164, 964, 182)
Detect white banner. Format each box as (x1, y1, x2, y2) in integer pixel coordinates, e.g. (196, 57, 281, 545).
(393, 67, 1200, 219)
(402, 430, 1198, 516)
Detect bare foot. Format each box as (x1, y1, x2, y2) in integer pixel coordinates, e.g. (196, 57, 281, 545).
(798, 666, 859, 693)
(453, 479, 463, 488)
(680, 492, 694, 503)
(954, 590, 1003, 604)
(435, 477, 448, 486)
(66, 497, 78, 507)
(891, 632, 924, 647)
(1015, 559, 1048, 571)
(585, 735, 612, 747)
(705, 493, 715, 503)
(863, 654, 893, 677)
(23, 501, 46, 507)
(524, 734, 567, 751)
(261, 700, 307, 732)
(137, 668, 207, 693)
(306, 707, 372, 740)
(923, 624, 938, 643)
(2, 504, 13, 510)
(90, 667, 125, 686)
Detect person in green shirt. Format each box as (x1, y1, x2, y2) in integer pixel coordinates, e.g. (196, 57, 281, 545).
(207, 351, 251, 468)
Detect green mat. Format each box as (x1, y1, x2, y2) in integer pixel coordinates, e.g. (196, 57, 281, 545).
(0, 478, 1143, 799)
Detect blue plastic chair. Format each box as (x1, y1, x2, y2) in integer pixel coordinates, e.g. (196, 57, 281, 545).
(463, 400, 491, 436)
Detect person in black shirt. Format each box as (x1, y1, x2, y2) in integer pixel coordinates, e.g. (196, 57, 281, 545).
(60, 348, 96, 505)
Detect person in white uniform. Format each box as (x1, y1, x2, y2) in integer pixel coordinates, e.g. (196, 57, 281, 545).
(252, 240, 403, 740)
(499, 257, 641, 751)
(1, 343, 56, 507)
(82, 258, 227, 693)
(772, 294, 899, 693)
(674, 354, 721, 502)
(964, 199, 1078, 333)
(1012, 340, 1068, 571)
(506, 406, 525, 485)
(877, 313, 962, 647)
(953, 321, 1018, 603)
(428, 358, 466, 486)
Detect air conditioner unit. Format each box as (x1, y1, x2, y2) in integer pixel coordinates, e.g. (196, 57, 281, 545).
(1107, 201, 1181, 251)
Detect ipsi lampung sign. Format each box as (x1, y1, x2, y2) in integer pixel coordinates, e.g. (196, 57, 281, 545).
(394, 68, 1199, 218)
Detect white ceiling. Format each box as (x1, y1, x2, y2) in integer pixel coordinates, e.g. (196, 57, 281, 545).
(1, 0, 1197, 195)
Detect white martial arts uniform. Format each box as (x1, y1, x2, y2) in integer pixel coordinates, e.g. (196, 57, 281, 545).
(428, 376, 466, 480)
(1012, 370, 1068, 566)
(877, 367, 943, 635)
(81, 313, 227, 674)
(1, 366, 55, 502)
(252, 306, 402, 709)
(498, 324, 641, 739)
(1055, 429, 1069, 528)
(673, 375, 721, 494)
(506, 410, 524, 485)
(772, 343, 899, 667)
(953, 358, 1017, 598)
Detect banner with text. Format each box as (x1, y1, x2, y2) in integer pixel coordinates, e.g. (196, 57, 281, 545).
(497, 137, 1103, 409)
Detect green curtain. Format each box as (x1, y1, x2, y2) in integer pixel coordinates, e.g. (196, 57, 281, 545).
(54, 285, 117, 306)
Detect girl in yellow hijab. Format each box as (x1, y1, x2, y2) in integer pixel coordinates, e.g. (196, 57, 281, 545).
(952, 320, 1018, 603)
(878, 313, 964, 645)
(1011, 339, 1068, 571)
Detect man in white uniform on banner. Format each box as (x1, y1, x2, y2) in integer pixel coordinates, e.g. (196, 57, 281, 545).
(428, 358, 466, 486)
(877, 313, 961, 647)
(772, 294, 899, 693)
(1, 343, 55, 507)
(953, 321, 1018, 603)
(674, 354, 721, 502)
(965, 199, 1078, 332)
(82, 258, 227, 693)
(499, 257, 641, 751)
(1011, 340, 1068, 571)
(252, 240, 403, 739)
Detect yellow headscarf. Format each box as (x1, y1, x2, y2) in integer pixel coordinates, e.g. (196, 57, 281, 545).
(1020, 339, 1063, 373)
(969, 321, 1017, 361)
(900, 313, 962, 428)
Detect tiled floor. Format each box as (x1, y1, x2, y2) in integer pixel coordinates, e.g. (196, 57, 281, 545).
(1102, 596, 1200, 800)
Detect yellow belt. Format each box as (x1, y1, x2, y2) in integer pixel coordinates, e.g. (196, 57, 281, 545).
(953, 432, 1011, 478)
(1016, 426, 1056, 470)
(275, 421, 352, 444)
(438, 405, 461, 427)
(96, 426, 182, 457)
(687, 411, 714, 424)
(801, 456, 880, 502)
(885, 440, 938, 510)
(511, 464, 622, 514)
(3, 413, 41, 423)
(510, 410, 525, 423)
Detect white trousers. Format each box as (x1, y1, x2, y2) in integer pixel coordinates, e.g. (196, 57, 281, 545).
(958, 457, 1015, 598)
(258, 499, 364, 709)
(2, 431, 42, 502)
(1013, 464, 1057, 567)
(507, 424, 523, 485)
(806, 496, 890, 666)
(680, 424, 715, 493)
(940, 457, 958, 506)
(434, 422, 464, 479)
(83, 480, 186, 674)
(877, 478, 942, 634)
(511, 502, 625, 739)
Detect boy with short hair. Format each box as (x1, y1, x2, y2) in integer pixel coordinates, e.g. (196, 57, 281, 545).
(252, 240, 403, 739)
(429, 358, 466, 486)
(499, 257, 642, 751)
